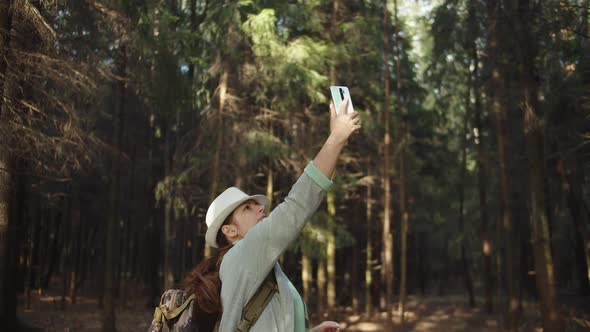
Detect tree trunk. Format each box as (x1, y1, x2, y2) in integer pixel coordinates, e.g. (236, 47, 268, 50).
(234, 154, 247, 189)
(209, 53, 227, 202)
(326, 191, 336, 309)
(42, 211, 61, 291)
(163, 125, 175, 290)
(381, 3, 394, 329)
(526, 125, 563, 332)
(0, 1, 16, 327)
(103, 44, 127, 332)
(0, 0, 12, 95)
(351, 200, 360, 311)
(417, 232, 428, 294)
(365, 159, 373, 315)
(206, 53, 228, 258)
(470, 0, 493, 314)
(438, 235, 450, 296)
(187, 0, 197, 87)
(487, 0, 518, 328)
(394, 0, 409, 326)
(459, 85, 475, 308)
(120, 145, 136, 301)
(62, 190, 72, 310)
(557, 156, 590, 295)
(326, 0, 339, 310)
(509, 1, 564, 330)
(301, 253, 311, 305)
(147, 108, 160, 305)
(24, 219, 33, 310)
(316, 256, 326, 318)
(69, 187, 81, 305)
(351, 244, 359, 311)
(266, 166, 273, 209)
(76, 219, 93, 292)
(36, 201, 47, 295)
(26, 193, 42, 309)
(188, 0, 201, 271)
(0, 153, 15, 329)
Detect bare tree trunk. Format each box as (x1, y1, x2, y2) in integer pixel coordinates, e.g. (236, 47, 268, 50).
(351, 246, 359, 311)
(316, 256, 326, 318)
(36, 201, 47, 296)
(459, 85, 475, 308)
(266, 166, 273, 209)
(187, 0, 197, 87)
(42, 211, 61, 291)
(365, 158, 373, 315)
(188, 0, 201, 270)
(0, 0, 12, 94)
(162, 0, 181, 293)
(76, 218, 92, 293)
(393, 0, 409, 326)
(417, 232, 427, 294)
(206, 54, 228, 258)
(234, 153, 247, 189)
(326, 0, 340, 310)
(62, 190, 72, 310)
(24, 220, 33, 310)
(103, 44, 127, 332)
(469, 0, 493, 314)
(509, 1, 563, 330)
(120, 145, 136, 302)
(146, 103, 161, 305)
(557, 156, 590, 295)
(381, 3, 394, 330)
(25, 193, 42, 309)
(0, 1, 16, 327)
(209, 53, 227, 202)
(5, 160, 26, 328)
(69, 186, 81, 305)
(351, 200, 360, 311)
(326, 191, 336, 309)
(301, 253, 311, 305)
(0, 153, 14, 329)
(163, 123, 175, 290)
(487, 0, 518, 328)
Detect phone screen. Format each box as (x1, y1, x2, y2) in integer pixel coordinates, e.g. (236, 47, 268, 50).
(330, 86, 354, 115)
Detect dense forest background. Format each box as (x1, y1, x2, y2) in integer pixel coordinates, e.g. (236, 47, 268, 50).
(0, 0, 589, 331)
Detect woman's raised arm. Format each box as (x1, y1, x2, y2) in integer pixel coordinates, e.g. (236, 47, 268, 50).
(313, 97, 360, 178)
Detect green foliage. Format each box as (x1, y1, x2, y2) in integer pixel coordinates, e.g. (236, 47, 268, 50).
(294, 212, 356, 259)
(242, 7, 330, 112)
(240, 130, 287, 163)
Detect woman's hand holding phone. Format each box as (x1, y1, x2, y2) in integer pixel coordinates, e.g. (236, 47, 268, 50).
(329, 97, 361, 145)
(330, 85, 354, 115)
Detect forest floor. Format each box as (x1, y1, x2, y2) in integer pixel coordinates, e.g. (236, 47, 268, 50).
(16, 289, 590, 331)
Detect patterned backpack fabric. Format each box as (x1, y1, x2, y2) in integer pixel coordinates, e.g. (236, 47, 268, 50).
(148, 270, 277, 332)
(149, 289, 204, 332)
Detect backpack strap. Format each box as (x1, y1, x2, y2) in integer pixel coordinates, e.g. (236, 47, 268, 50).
(235, 270, 278, 332)
(160, 294, 196, 321)
(152, 293, 196, 331)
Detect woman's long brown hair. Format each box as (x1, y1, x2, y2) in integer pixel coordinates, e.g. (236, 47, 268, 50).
(183, 215, 233, 328)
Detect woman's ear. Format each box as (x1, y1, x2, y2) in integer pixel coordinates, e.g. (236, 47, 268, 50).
(221, 224, 237, 238)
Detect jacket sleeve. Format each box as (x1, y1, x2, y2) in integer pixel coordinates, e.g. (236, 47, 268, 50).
(220, 161, 332, 295)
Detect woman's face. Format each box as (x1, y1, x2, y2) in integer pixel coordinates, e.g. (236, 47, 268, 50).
(222, 199, 267, 241)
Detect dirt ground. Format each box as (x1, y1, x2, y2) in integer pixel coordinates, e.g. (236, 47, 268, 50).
(17, 290, 590, 331)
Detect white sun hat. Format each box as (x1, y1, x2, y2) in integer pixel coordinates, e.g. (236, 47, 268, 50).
(205, 187, 269, 248)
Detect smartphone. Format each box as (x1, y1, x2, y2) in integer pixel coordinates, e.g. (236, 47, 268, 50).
(330, 86, 354, 115)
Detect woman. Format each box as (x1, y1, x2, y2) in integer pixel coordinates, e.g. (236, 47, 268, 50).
(185, 98, 359, 332)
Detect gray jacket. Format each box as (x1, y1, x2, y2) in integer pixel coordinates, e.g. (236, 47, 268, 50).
(218, 170, 328, 332)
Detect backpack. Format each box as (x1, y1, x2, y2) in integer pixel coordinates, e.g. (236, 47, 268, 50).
(148, 271, 277, 332)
